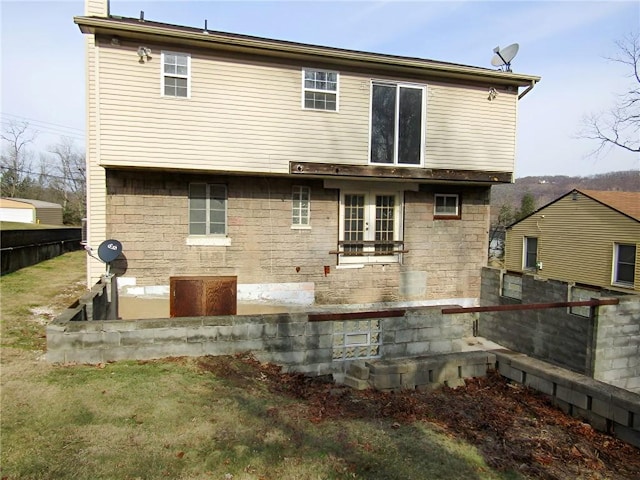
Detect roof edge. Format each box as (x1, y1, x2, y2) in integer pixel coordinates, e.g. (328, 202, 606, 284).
(74, 15, 541, 87)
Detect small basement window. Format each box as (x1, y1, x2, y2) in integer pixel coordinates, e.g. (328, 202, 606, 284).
(434, 194, 460, 219)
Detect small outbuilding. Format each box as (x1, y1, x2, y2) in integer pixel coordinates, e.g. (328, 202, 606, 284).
(0, 198, 64, 225)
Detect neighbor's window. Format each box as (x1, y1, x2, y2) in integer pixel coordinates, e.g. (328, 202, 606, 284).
(292, 186, 311, 228)
(524, 236, 538, 270)
(189, 183, 227, 235)
(434, 194, 460, 218)
(162, 51, 190, 98)
(338, 190, 403, 264)
(613, 243, 636, 286)
(333, 320, 381, 361)
(370, 82, 425, 166)
(302, 69, 338, 111)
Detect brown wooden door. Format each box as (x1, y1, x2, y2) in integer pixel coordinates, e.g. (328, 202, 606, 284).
(170, 276, 237, 317)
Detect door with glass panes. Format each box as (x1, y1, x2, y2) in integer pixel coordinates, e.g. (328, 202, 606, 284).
(340, 191, 401, 264)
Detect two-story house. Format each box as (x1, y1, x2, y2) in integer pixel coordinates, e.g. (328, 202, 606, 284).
(76, 0, 540, 311)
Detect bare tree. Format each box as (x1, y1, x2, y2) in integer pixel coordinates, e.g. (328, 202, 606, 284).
(0, 121, 37, 197)
(580, 33, 640, 155)
(47, 137, 86, 224)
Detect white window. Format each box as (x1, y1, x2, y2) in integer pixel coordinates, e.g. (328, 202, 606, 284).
(338, 190, 403, 264)
(162, 51, 190, 98)
(370, 82, 425, 166)
(302, 69, 338, 111)
(292, 186, 311, 228)
(523, 236, 538, 270)
(189, 184, 226, 235)
(613, 243, 636, 286)
(333, 320, 381, 361)
(434, 194, 460, 218)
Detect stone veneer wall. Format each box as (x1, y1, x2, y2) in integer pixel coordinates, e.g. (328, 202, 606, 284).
(47, 306, 473, 374)
(105, 170, 490, 305)
(479, 267, 640, 394)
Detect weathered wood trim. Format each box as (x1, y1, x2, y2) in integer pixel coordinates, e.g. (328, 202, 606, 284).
(290, 162, 512, 183)
(308, 310, 406, 322)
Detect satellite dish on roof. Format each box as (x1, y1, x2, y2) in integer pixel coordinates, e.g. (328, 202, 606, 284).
(97, 239, 122, 264)
(491, 43, 519, 71)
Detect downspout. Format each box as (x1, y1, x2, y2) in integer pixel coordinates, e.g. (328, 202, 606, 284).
(518, 80, 537, 100)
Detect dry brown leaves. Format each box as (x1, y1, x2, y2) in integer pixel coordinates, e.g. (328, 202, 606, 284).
(195, 354, 640, 479)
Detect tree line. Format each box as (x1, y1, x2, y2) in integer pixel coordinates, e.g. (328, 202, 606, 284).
(1, 121, 85, 225)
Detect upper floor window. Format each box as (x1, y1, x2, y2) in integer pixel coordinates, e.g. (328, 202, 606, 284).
(434, 194, 460, 219)
(370, 82, 425, 166)
(292, 186, 311, 228)
(302, 69, 338, 111)
(162, 51, 190, 98)
(613, 243, 636, 286)
(189, 183, 227, 235)
(523, 236, 538, 270)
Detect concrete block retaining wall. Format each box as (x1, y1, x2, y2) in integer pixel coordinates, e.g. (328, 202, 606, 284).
(479, 268, 595, 374)
(495, 349, 640, 449)
(593, 298, 640, 393)
(479, 267, 640, 394)
(46, 306, 473, 375)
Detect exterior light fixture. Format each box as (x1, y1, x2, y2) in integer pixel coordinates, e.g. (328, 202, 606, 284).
(137, 47, 152, 63)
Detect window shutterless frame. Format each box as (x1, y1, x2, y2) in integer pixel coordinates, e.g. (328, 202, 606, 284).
(188, 183, 227, 236)
(292, 185, 311, 228)
(434, 194, 460, 219)
(612, 243, 636, 286)
(161, 51, 191, 98)
(369, 81, 426, 166)
(301, 68, 339, 111)
(523, 236, 538, 270)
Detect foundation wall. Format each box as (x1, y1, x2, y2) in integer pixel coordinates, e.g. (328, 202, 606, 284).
(103, 170, 490, 306)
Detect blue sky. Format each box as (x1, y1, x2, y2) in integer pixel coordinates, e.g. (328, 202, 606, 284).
(1, 0, 638, 178)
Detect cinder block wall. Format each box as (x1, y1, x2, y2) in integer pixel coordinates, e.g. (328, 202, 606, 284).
(105, 170, 489, 305)
(479, 267, 640, 394)
(478, 268, 593, 374)
(594, 298, 640, 393)
(47, 306, 473, 373)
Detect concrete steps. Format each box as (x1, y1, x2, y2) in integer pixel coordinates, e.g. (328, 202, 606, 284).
(342, 351, 497, 391)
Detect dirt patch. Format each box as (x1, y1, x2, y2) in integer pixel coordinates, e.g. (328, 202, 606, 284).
(198, 354, 640, 480)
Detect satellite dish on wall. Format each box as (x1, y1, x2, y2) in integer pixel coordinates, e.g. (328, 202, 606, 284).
(97, 239, 122, 264)
(491, 43, 519, 71)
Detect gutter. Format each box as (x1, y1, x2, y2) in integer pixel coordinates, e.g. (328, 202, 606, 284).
(74, 16, 541, 88)
(518, 80, 537, 100)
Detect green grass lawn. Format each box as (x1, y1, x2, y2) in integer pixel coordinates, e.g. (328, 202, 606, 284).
(0, 252, 520, 480)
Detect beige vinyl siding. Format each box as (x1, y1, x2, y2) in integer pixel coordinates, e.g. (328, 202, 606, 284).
(87, 36, 107, 283)
(426, 84, 517, 171)
(94, 39, 517, 174)
(505, 193, 640, 291)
